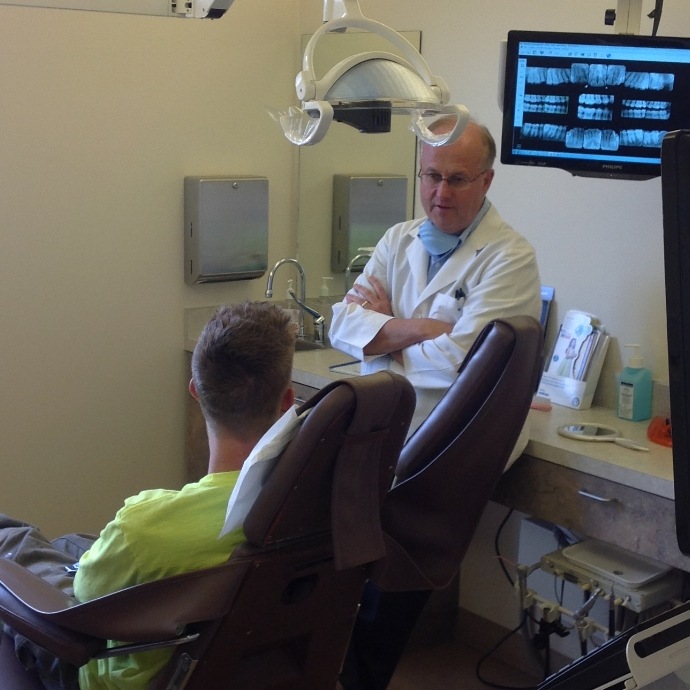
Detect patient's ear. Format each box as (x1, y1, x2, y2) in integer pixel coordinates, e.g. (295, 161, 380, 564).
(281, 386, 295, 412)
(188, 378, 200, 401)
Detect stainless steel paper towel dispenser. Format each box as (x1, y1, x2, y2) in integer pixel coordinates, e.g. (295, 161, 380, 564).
(331, 174, 407, 272)
(184, 176, 269, 284)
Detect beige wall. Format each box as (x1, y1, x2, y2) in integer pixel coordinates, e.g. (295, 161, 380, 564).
(1, 0, 686, 548)
(0, 2, 300, 536)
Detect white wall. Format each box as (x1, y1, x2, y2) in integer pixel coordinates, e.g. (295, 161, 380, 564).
(0, 1, 301, 536)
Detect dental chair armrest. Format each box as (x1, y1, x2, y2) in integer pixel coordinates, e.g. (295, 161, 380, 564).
(0, 557, 251, 666)
(0, 558, 99, 666)
(0, 558, 77, 614)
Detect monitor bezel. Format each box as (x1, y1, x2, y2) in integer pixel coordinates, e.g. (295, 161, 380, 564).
(501, 30, 690, 180)
(661, 129, 690, 557)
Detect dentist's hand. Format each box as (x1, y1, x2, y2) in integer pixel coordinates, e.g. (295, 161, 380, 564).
(363, 313, 453, 357)
(345, 276, 453, 359)
(346, 276, 393, 316)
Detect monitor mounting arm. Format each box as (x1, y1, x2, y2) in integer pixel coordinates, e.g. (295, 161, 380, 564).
(605, 0, 643, 34)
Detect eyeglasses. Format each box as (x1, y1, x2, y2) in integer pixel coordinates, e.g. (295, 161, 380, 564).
(417, 169, 488, 190)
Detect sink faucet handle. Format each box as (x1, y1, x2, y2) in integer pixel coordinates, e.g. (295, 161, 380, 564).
(344, 251, 372, 292)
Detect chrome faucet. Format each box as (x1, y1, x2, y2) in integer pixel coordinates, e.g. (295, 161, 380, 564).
(344, 251, 372, 292)
(266, 258, 307, 336)
(265, 258, 327, 344)
(288, 289, 327, 345)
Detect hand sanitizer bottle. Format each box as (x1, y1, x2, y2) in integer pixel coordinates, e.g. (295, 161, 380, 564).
(616, 344, 653, 421)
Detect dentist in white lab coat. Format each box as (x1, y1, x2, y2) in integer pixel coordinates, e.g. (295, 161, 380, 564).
(330, 119, 542, 462)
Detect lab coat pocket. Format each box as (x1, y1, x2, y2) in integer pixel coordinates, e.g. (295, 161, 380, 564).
(429, 293, 462, 325)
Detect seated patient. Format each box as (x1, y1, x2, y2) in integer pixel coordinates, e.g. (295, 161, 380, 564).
(0, 301, 296, 690)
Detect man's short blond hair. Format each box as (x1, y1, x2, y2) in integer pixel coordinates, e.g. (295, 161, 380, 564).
(191, 301, 296, 439)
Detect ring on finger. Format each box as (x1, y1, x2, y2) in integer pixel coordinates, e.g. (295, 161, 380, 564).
(362, 300, 369, 308)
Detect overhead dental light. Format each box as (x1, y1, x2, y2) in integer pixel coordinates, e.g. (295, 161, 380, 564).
(1, 0, 468, 143)
(276, 0, 470, 146)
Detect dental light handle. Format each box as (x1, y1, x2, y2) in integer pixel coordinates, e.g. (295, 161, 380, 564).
(410, 104, 470, 147)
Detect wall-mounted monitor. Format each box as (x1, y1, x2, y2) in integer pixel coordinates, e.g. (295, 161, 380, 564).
(501, 30, 690, 180)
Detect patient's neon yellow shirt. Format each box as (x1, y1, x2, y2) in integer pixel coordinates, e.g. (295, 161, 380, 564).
(74, 471, 244, 690)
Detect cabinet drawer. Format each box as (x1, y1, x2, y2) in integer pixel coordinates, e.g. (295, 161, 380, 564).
(493, 455, 690, 571)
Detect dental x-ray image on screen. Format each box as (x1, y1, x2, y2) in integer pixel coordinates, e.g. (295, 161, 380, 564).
(501, 30, 690, 179)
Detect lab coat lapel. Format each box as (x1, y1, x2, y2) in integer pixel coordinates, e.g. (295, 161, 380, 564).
(407, 233, 430, 298)
(407, 230, 463, 309)
(417, 210, 491, 304)
(418, 251, 466, 304)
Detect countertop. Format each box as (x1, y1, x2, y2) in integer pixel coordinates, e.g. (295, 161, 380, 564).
(291, 348, 674, 501)
(292, 348, 360, 388)
(185, 309, 674, 502)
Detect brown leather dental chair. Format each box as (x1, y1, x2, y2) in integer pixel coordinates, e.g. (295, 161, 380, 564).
(341, 315, 544, 689)
(0, 370, 415, 690)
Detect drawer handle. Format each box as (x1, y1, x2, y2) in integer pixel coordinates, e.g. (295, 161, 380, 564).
(578, 489, 618, 504)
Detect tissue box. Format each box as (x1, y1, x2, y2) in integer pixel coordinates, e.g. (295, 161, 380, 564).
(538, 310, 610, 410)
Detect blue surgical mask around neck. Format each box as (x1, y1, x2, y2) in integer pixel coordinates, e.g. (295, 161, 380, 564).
(417, 219, 462, 257)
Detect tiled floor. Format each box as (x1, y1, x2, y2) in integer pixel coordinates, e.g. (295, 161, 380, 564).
(389, 636, 541, 690)
(349, 585, 690, 690)
(388, 632, 690, 690)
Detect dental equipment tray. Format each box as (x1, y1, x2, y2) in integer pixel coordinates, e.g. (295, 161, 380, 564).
(539, 540, 682, 613)
(561, 540, 672, 588)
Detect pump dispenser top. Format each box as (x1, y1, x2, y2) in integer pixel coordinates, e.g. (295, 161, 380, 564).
(616, 344, 653, 421)
(626, 344, 645, 368)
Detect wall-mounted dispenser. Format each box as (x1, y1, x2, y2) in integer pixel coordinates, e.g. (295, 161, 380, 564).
(184, 176, 268, 285)
(331, 174, 407, 272)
